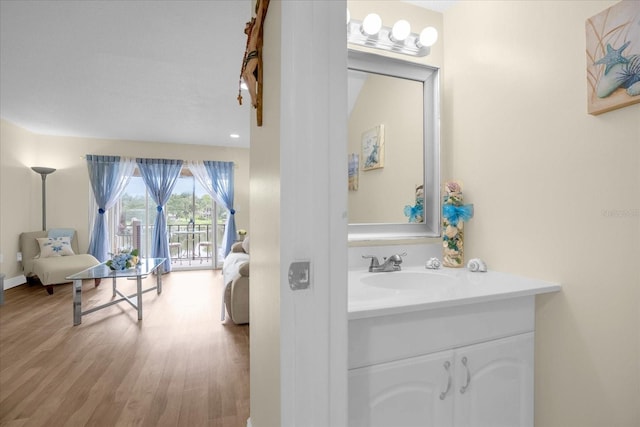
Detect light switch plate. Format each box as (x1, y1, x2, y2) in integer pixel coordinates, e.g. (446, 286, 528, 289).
(288, 261, 311, 290)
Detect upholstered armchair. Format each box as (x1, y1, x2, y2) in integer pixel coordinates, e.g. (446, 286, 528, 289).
(19, 229, 100, 294)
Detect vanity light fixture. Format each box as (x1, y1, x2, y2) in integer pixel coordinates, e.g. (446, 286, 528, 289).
(347, 10, 437, 57)
(361, 13, 382, 36)
(418, 27, 439, 48)
(391, 19, 411, 42)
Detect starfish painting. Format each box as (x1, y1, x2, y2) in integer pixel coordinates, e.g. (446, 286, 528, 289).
(586, 0, 640, 114)
(594, 41, 631, 75)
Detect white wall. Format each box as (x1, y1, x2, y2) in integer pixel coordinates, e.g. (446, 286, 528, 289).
(444, 1, 639, 426)
(248, 0, 282, 423)
(0, 118, 250, 282)
(250, 1, 349, 425)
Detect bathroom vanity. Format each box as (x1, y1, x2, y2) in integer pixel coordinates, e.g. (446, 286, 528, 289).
(348, 266, 560, 427)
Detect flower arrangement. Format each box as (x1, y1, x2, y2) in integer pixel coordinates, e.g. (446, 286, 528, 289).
(404, 184, 425, 223)
(442, 181, 474, 268)
(106, 248, 139, 271)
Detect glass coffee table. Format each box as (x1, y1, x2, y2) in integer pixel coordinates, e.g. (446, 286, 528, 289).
(66, 258, 165, 325)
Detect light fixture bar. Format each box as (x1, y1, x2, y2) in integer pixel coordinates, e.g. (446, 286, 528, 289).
(347, 19, 431, 57)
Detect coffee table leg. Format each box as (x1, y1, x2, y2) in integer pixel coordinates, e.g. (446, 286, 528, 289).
(136, 275, 143, 320)
(73, 279, 82, 325)
(157, 264, 163, 295)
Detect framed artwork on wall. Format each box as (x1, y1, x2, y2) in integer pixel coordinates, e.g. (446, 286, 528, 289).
(362, 124, 385, 171)
(586, 0, 640, 115)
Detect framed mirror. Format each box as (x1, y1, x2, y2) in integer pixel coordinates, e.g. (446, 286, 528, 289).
(347, 49, 441, 241)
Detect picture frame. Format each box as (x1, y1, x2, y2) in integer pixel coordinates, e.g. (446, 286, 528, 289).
(586, 1, 640, 115)
(361, 124, 385, 171)
(348, 153, 359, 191)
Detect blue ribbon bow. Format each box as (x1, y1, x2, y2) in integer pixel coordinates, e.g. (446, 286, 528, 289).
(404, 204, 423, 223)
(443, 204, 474, 226)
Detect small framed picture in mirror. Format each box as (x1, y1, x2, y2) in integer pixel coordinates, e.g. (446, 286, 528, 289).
(348, 153, 359, 191)
(362, 124, 385, 171)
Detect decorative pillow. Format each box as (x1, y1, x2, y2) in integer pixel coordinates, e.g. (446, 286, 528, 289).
(36, 237, 75, 257)
(241, 236, 250, 254)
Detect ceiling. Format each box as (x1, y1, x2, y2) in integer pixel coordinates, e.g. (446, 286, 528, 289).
(0, 1, 454, 149)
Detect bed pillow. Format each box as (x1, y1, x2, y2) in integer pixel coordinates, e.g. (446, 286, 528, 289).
(241, 236, 250, 254)
(36, 236, 75, 257)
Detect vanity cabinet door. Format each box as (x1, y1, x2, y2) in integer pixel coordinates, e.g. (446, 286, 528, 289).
(349, 350, 454, 427)
(454, 332, 534, 427)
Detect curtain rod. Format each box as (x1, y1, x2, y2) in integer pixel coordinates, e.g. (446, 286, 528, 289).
(80, 155, 237, 167)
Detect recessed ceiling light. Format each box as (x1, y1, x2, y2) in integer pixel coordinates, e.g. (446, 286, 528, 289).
(230, 133, 240, 138)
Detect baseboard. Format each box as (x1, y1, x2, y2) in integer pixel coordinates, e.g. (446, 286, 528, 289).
(3, 275, 26, 290)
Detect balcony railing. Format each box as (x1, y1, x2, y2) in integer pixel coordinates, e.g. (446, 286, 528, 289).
(114, 222, 225, 266)
(168, 223, 213, 263)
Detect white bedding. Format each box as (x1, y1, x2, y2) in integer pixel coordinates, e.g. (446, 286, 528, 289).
(222, 252, 249, 286)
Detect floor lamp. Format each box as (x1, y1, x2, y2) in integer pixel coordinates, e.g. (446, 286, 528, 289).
(31, 167, 56, 231)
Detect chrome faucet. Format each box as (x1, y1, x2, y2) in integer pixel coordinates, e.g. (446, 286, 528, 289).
(362, 252, 406, 272)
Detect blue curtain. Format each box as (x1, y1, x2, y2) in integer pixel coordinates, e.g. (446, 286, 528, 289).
(136, 158, 183, 272)
(204, 161, 236, 257)
(86, 155, 134, 261)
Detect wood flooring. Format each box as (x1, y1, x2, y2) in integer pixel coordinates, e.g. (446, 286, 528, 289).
(0, 270, 249, 427)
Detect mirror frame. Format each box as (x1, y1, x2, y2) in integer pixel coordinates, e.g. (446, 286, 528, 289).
(348, 49, 441, 241)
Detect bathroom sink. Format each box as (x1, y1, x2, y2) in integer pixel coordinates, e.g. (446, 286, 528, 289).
(349, 266, 561, 320)
(360, 270, 458, 291)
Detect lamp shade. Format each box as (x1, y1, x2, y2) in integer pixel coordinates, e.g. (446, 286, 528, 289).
(31, 166, 56, 175)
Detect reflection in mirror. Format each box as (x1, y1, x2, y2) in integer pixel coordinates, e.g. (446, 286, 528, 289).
(347, 49, 440, 241)
(348, 71, 423, 223)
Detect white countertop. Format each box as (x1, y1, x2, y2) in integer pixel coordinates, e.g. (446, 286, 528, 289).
(349, 266, 561, 320)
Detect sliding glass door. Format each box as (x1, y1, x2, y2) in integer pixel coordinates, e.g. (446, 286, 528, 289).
(166, 172, 215, 269)
(109, 167, 224, 269)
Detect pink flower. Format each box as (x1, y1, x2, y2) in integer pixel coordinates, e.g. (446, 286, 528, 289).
(445, 181, 461, 194)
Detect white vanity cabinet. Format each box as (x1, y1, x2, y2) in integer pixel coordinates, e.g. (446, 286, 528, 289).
(454, 332, 533, 427)
(348, 296, 537, 427)
(349, 349, 454, 427)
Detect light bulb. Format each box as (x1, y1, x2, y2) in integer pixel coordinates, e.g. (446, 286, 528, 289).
(361, 13, 382, 36)
(418, 27, 438, 47)
(391, 20, 411, 42)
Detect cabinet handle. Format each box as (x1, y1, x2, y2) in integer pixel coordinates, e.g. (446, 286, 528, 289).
(439, 361, 452, 400)
(460, 356, 471, 394)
